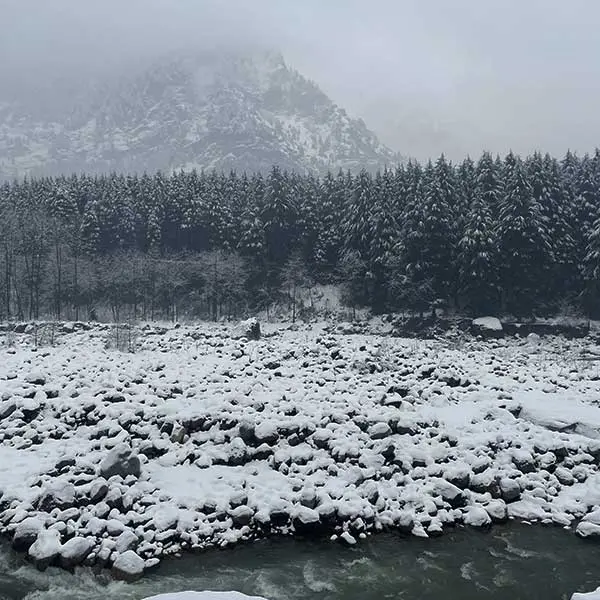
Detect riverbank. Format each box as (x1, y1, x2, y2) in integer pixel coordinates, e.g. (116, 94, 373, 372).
(2, 320, 600, 580)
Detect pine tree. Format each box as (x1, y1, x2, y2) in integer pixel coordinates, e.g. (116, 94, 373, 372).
(497, 156, 551, 315)
(457, 188, 499, 313)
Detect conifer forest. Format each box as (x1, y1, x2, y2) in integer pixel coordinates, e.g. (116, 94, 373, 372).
(2, 149, 600, 322)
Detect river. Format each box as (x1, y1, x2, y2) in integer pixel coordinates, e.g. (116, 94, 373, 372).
(1, 524, 600, 600)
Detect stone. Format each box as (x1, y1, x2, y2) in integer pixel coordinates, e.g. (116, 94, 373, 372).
(99, 444, 141, 480)
(292, 506, 322, 536)
(59, 536, 95, 568)
(12, 517, 45, 551)
(112, 550, 146, 581)
(28, 529, 62, 570)
(471, 317, 503, 338)
(38, 481, 76, 511)
(368, 422, 392, 440)
(89, 479, 109, 503)
(232, 318, 261, 341)
(115, 529, 139, 553)
(464, 506, 492, 528)
(485, 500, 508, 523)
(0, 400, 16, 421)
(434, 480, 466, 509)
(499, 478, 521, 503)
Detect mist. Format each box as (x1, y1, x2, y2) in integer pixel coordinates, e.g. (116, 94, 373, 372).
(3, 0, 600, 160)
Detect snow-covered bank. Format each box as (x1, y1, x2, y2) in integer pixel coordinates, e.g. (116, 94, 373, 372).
(2, 321, 600, 579)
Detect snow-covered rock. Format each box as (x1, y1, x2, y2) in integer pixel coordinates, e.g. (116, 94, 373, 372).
(59, 537, 95, 568)
(472, 317, 503, 337)
(232, 318, 261, 341)
(99, 444, 141, 480)
(112, 550, 146, 581)
(28, 528, 62, 570)
(12, 517, 45, 551)
(463, 506, 491, 528)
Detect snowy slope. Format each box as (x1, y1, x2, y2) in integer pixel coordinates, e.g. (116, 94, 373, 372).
(0, 52, 400, 179)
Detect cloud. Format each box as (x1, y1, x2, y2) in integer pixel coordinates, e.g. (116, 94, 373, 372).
(2, 0, 600, 160)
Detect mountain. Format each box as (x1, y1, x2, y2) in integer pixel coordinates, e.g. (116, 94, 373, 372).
(0, 51, 400, 179)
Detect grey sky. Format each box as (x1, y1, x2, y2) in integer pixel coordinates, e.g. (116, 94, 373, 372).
(2, 0, 600, 161)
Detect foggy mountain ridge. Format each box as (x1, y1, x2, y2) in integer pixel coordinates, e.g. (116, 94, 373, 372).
(0, 50, 401, 179)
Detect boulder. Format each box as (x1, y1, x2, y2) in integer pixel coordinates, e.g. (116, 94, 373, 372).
(28, 529, 62, 570)
(13, 517, 45, 551)
(292, 506, 322, 536)
(112, 550, 146, 581)
(499, 478, 521, 503)
(99, 444, 141, 480)
(0, 400, 16, 421)
(464, 506, 492, 528)
(471, 317, 503, 338)
(232, 318, 261, 341)
(38, 481, 76, 511)
(59, 536, 95, 568)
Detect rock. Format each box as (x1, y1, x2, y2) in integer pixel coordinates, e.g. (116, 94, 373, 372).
(99, 444, 141, 480)
(499, 478, 521, 503)
(38, 481, 76, 511)
(555, 467, 576, 486)
(28, 529, 62, 570)
(89, 479, 109, 503)
(339, 531, 357, 546)
(485, 500, 508, 523)
(254, 422, 278, 445)
(576, 521, 600, 538)
(396, 511, 414, 535)
(368, 422, 392, 440)
(13, 517, 45, 551)
(232, 318, 261, 341)
(59, 536, 95, 568)
(25, 372, 46, 385)
(471, 317, 503, 338)
(0, 400, 16, 421)
(464, 506, 492, 528)
(115, 529, 139, 553)
(434, 480, 466, 509)
(292, 506, 322, 536)
(512, 450, 536, 473)
(230, 505, 254, 527)
(112, 550, 146, 581)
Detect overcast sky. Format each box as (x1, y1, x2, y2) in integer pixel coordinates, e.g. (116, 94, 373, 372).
(2, 0, 600, 161)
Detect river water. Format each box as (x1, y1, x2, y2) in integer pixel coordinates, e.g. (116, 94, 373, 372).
(1, 524, 600, 600)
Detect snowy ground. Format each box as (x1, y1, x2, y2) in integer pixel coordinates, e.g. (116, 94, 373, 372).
(3, 320, 600, 580)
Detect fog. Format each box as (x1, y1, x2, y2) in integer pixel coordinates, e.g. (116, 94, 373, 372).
(3, 0, 600, 160)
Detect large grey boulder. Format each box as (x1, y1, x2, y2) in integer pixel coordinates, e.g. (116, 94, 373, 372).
(12, 517, 45, 551)
(28, 529, 62, 570)
(112, 550, 145, 581)
(232, 318, 261, 341)
(99, 444, 141, 480)
(59, 536, 95, 568)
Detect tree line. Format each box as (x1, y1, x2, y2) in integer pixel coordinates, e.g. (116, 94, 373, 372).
(2, 148, 600, 322)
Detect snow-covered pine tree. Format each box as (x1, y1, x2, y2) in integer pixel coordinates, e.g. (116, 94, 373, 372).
(497, 155, 551, 316)
(457, 187, 499, 314)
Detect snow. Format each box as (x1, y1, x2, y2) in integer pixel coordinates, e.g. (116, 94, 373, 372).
(142, 593, 267, 600)
(572, 588, 600, 600)
(472, 317, 503, 331)
(3, 320, 600, 575)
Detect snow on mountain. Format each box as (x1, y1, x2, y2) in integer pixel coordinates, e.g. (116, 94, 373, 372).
(0, 51, 400, 179)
